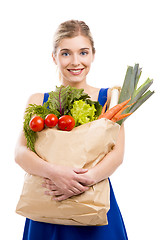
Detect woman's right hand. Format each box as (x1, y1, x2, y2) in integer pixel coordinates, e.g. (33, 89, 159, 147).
(42, 165, 94, 201)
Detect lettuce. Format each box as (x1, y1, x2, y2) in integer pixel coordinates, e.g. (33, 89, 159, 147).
(70, 100, 96, 126)
(45, 85, 102, 119)
(46, 85, 90, 116)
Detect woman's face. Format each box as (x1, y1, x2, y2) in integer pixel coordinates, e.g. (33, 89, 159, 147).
(53, 35, 95, 85)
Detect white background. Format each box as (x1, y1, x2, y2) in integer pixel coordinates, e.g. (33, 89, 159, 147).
(0, 0, 160, 239)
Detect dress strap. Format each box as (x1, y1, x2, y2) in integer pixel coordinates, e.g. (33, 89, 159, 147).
(43, 89, 109, 108)
(43, 93, 49, 105)
(98, 88, 109, 108)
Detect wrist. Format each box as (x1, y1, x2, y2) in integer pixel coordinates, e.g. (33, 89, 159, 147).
(88, 167, 103, 185)
(45, 162, 57, 180)
(87, 168, 97, 185)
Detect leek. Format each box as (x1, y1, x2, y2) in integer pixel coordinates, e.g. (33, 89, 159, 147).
(109, 87, 120, 109)
(118, 64, 154, 124)
(130, 90, 154, 113)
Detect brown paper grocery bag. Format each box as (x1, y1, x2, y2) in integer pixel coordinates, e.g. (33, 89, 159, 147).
(16, 119, 120, 226)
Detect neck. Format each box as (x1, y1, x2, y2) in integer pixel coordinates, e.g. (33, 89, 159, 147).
(61, 79, 89, 90)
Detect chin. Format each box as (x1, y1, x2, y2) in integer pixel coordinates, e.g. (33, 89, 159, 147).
(69, 78, 86, 84)
(64, 75, 86, 84)
(62, 69, 89, 83)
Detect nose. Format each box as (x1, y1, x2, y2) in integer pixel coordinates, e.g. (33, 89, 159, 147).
(71, 54, 80, 66)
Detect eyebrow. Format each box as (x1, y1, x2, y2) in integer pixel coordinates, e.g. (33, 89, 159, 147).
(60, 48, 70, 52)
(60, 47, 90, 52)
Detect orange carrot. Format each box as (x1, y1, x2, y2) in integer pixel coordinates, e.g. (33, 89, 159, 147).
(111, 102, 134, 118)
(111, 112, 132, 122)
(98, 97, 131, 120)
(98, 99, 108, 119)
(110, 101, 135, 122)
(101, 99, 108, 115)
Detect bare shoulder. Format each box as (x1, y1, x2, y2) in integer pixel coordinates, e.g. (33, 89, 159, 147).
(87, 86, 100, 101)
(86, 85, 112, 103)
(26, 93, 44, 107)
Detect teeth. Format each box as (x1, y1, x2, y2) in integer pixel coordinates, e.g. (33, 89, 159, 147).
(69, 69, 82, 73)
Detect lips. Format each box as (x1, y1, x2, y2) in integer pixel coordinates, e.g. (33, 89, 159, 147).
(67, 68, 84, 75)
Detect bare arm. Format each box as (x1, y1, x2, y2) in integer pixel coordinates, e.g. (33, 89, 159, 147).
(85, 123, 125, 185)
(15, 93, 53, 178)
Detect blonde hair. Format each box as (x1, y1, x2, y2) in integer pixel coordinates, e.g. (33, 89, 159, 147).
(53, 20, 96, 56)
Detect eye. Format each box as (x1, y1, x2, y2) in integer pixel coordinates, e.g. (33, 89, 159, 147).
(80, 51, 88, 56)
(61, 52, 70, 56)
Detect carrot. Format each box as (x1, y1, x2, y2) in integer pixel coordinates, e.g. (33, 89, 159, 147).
(111, 103, 135, 122)
(110, 101, 135, 122)
(111, 102, 135, 118)
(111, 112, 132, 122)
(98, 97, 131, 120)
(98, 99, 108, 119)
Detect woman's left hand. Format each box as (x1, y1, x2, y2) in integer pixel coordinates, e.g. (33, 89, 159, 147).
(42, 169, 95, 201)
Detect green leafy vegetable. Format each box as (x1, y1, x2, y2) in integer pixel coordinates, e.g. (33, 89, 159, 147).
(70, 100, 96, 126)
(85, 99, 102, 119)
(46, 85, 91, 116)
(46, 85, 102, 119)
(23, 104, 59, 152)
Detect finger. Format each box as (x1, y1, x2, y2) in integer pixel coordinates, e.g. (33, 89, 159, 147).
(71, 187, 89, 195)
(44, 190, 55, 196)
(42, 179, 57, 189)
(53, 190, 63, 196)
(43, 178, 49, 181)
(42, 183, 58, 191)
(45, 189, 64, 197)
(44, 179, 54, 185)
(73, 168, 88, 174)
(76, 175, 94, 186)
(73, 182, 89, 193)
(52, 195, 68, 202)
(70, 187, 82, 195)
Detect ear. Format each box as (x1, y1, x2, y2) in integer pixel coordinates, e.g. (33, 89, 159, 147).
(52, 52, 57, 65)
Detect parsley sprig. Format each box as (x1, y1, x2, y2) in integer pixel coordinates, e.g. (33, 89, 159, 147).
(23, 104, 59, 152)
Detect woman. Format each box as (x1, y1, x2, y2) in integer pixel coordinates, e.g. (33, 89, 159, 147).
(15, 20, 128, 240)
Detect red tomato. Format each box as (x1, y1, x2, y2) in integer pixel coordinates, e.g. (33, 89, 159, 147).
(45, 114, 58, 128)
(58, 115, 75, 131)
(29, 116, 45, 132)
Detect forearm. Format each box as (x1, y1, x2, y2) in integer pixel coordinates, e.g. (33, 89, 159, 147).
(89, 124, 125, 184)
(15, 144, 54, 179)
(90, 148, 123, 184)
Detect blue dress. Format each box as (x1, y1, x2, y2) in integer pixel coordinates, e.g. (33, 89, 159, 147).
(22, 88, 128, 240)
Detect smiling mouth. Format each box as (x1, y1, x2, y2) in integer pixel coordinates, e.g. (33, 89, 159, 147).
(67, 68, 84, 75)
